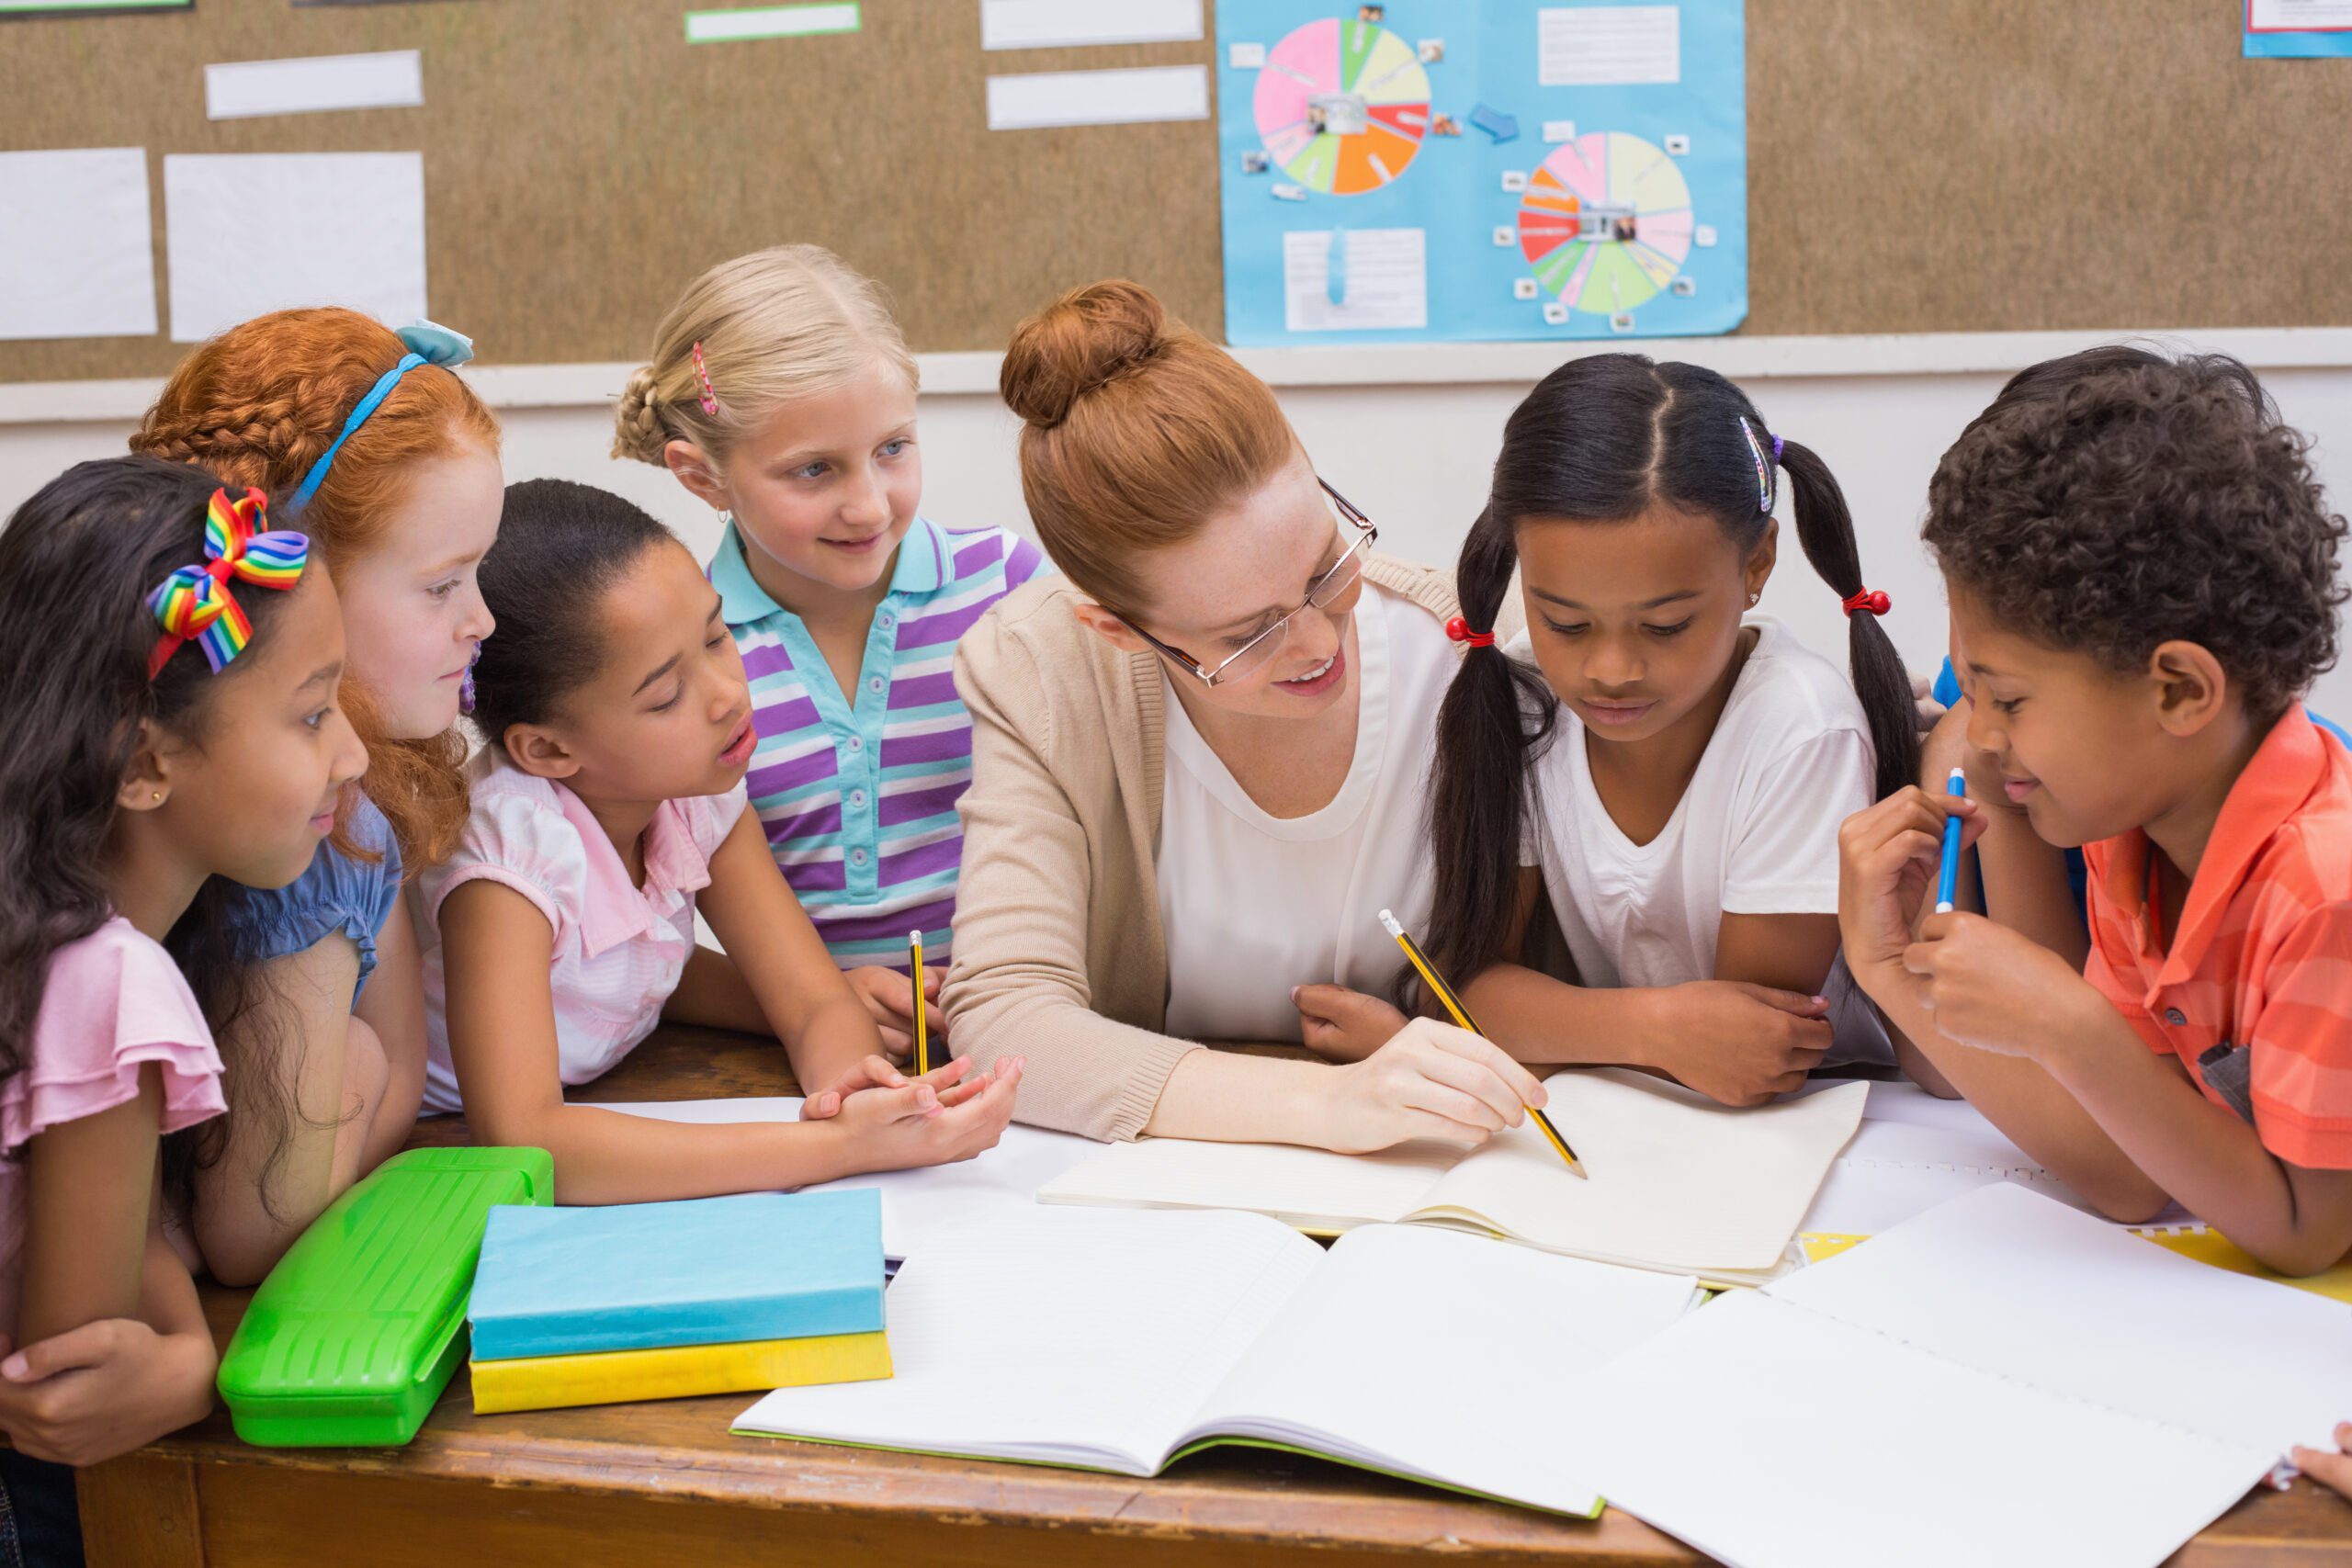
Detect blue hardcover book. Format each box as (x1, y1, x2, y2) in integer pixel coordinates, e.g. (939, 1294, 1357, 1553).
(469, 1189, 885, 1360)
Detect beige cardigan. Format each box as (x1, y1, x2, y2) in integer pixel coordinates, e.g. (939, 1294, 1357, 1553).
(942, 556, 1483, 1143)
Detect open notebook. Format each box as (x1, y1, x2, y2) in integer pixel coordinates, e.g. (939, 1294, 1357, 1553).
(1038, 1068, 1867, 1287)
(1559, 1183, 2352, 1568)
(734, 1206, 1699, 1516)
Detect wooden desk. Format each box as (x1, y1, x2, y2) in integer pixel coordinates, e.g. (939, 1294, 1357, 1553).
(81, 1027, 2352, 1566)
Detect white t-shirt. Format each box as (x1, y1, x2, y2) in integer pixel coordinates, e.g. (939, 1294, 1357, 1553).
(1515, 615, 1890, 1064)
(1157, 584, 1453, 1043)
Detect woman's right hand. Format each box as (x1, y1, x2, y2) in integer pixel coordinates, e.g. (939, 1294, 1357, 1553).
(822, 1055, 1023, 1175)
(1646, 983, 1834, 1108)
(1317, 1019, 1548, 1154)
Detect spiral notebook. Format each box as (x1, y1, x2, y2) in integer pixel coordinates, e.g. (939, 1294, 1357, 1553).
(1037, 1068, 1868, 1287)
(735, 1206, 1699, 1517)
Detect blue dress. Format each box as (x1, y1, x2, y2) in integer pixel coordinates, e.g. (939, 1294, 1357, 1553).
(218, 794, 403, 996)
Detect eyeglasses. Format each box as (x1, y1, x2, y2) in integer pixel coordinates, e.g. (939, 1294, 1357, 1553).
(1126, 480, 1379, 688)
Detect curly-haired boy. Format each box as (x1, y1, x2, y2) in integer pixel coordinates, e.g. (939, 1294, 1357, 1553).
(1839, 345, 2352, 1275)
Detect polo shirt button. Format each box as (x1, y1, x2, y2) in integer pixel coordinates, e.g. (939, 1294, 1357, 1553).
(850, 789, 867, 807)
(851, 848, 869, 867)
(2165, 1008, 2187, 1027)
(868, 676, 885, 694)
(846, 735, 863, 753)
(878, 612, 896, 630)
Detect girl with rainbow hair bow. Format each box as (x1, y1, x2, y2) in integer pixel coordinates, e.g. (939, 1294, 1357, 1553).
(0, 458, 365, 1540)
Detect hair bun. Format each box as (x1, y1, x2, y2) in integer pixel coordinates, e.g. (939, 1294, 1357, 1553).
(1000, 279, 1169, 430)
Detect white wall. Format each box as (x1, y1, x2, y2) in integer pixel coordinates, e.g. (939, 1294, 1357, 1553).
(6, 332, 2350, 719)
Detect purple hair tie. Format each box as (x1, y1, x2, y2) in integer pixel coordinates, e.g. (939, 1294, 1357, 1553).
(1770, 434, 1784, 462)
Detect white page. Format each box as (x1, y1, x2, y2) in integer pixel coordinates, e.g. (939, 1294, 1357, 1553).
(1187, 1225, 1697, 1516)
(164, 152, 425, 343)
(1561, 1289, 2273, 1568)
(2252, 0, 2352, 28)
(594, 1097, 1099, 1262)
(1282, 229, 1429, 333)
(734, 1207, 1322, 1470)
(1413, 1072, 1866, 1278)
(1036, 1133, 1456, 1230)
(984, 65, 1208, 130)
(1801, 1117, 2094, 1236)
(205, 51, 423, 120)
(1770, 1182, 2352, 1456)
(979, 0, 1201, 51)
(1538, 5, 1679, 85)
(0, 149, 155, 341)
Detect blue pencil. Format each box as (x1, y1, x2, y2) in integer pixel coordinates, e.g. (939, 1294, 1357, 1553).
(1934, 767, 1967, 914)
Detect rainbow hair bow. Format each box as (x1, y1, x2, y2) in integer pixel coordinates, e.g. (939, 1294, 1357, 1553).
(146, 487, 310, 679)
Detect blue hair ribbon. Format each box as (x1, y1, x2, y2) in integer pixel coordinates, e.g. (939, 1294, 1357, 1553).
(288, 321, 475, 512)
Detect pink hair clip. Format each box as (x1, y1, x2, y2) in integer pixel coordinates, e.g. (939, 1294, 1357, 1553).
(689, 340, 721, 418)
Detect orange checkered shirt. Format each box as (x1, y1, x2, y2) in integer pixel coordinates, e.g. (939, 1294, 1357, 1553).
(2082, 705, 2352, 1169)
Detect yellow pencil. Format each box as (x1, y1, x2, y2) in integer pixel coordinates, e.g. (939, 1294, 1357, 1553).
(909, 930, 929, 1077)
(1378, 908, 1583, 1178)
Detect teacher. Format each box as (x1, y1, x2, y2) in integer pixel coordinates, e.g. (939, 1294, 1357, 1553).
(943, 280, 1544, 1151)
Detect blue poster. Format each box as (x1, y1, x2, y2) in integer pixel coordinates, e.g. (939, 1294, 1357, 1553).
(1216, 0, 1747, 345)
(2244, 0, 2352, 57)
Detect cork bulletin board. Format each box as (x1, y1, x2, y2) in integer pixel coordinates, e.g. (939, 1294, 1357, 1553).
(2, 0, 2347, 383)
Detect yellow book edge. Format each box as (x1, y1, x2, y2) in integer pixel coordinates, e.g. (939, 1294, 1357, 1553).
(470, 1329, 892, 1415)
(1798, 1227, 2352, 1303)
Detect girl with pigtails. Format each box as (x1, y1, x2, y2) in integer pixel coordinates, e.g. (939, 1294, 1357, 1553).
(1373, 355, 1921, 1102)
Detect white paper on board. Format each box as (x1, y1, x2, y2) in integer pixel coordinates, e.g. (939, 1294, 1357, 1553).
(164, 152, 426, 343)
(2250, 0, 2352, 27)
(1539, 5, 1680, 85)
(1282, 229, 1427, 333)
(979, 0, 1203, 51)
(0, 148, 156, 341)
(984, 64, 1209, 129)
(204, 50, 424, 120)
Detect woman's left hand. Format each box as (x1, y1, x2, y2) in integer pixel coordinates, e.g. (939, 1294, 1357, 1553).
(1295, 985, 1410, 1063)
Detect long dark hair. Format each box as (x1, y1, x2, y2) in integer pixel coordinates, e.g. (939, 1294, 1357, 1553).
(1421, 353, 1918, 987)
(469, 479, 676, 751)
(0, 457, 304, 1088)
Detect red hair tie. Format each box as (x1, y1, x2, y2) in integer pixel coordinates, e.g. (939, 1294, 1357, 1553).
(1841, 588, 1891, 617)
(1445, 615, 1497, 649)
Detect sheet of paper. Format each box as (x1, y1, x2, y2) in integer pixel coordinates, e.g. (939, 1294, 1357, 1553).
(979, 0, 1201, 51)
(684, 2, 860, 42)
(1800, 1116, 2092, 1237)
(2251, 0, 2352, 28)
(594, 1097, 1100, 1262)
(984, 64, 1209, 130)
(164, 152, 425, 343)
(1188, 1224, 1697, 1516)
(1281, 228, 1428, 333)
(1769, 1182, 2352, 1456)
(1036, 1131, 1456, 1230)
(1538, 5, 1680, 85)
(735, 1207, 1322, 1471)
(1416, 1071, 1866, 1278)
(1559, 1289, 2272, 1568)
(205, 51, 424, 120)
(0, 148, 155, 341)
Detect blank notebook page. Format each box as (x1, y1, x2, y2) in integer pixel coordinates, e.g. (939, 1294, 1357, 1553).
(1185, 1224, 1700, 1516)
(733, 1207, 1322, 1472)
(1415, 1071, 1868, 1274)
(1035, 1134, 1460, 1229)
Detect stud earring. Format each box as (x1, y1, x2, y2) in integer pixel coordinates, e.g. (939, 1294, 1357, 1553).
(151, 791, 163, 803)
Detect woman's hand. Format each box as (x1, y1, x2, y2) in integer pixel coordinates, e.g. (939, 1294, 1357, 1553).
(0, 1321, 216, 1467)
(2292, 1422, 2352, 1499)
(1294, 984, 1409, 1063)
(799, 1054, 1001, 1119)
(1645, 983, 1834, 1107)
(1318, 1019, 1547, 1154)
(844, 966, 944, 1063)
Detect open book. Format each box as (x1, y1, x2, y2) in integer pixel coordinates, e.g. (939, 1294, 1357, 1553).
(1038, 1068, 1867, 1287)
(735, 1205, 1699, 1516)
(1558, 1183, 2352, 1568)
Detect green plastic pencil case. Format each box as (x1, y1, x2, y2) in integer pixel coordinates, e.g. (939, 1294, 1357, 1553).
(217, 1146, 555, 1448)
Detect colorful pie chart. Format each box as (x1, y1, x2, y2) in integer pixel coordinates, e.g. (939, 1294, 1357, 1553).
(1516, 132, 1695, 316)
(1253, 17, 1432, 197)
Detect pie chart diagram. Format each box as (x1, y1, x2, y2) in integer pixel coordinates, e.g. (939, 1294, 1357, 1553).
(1515, 131, 1695, 316)
(1253, 17, 1433, 197)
